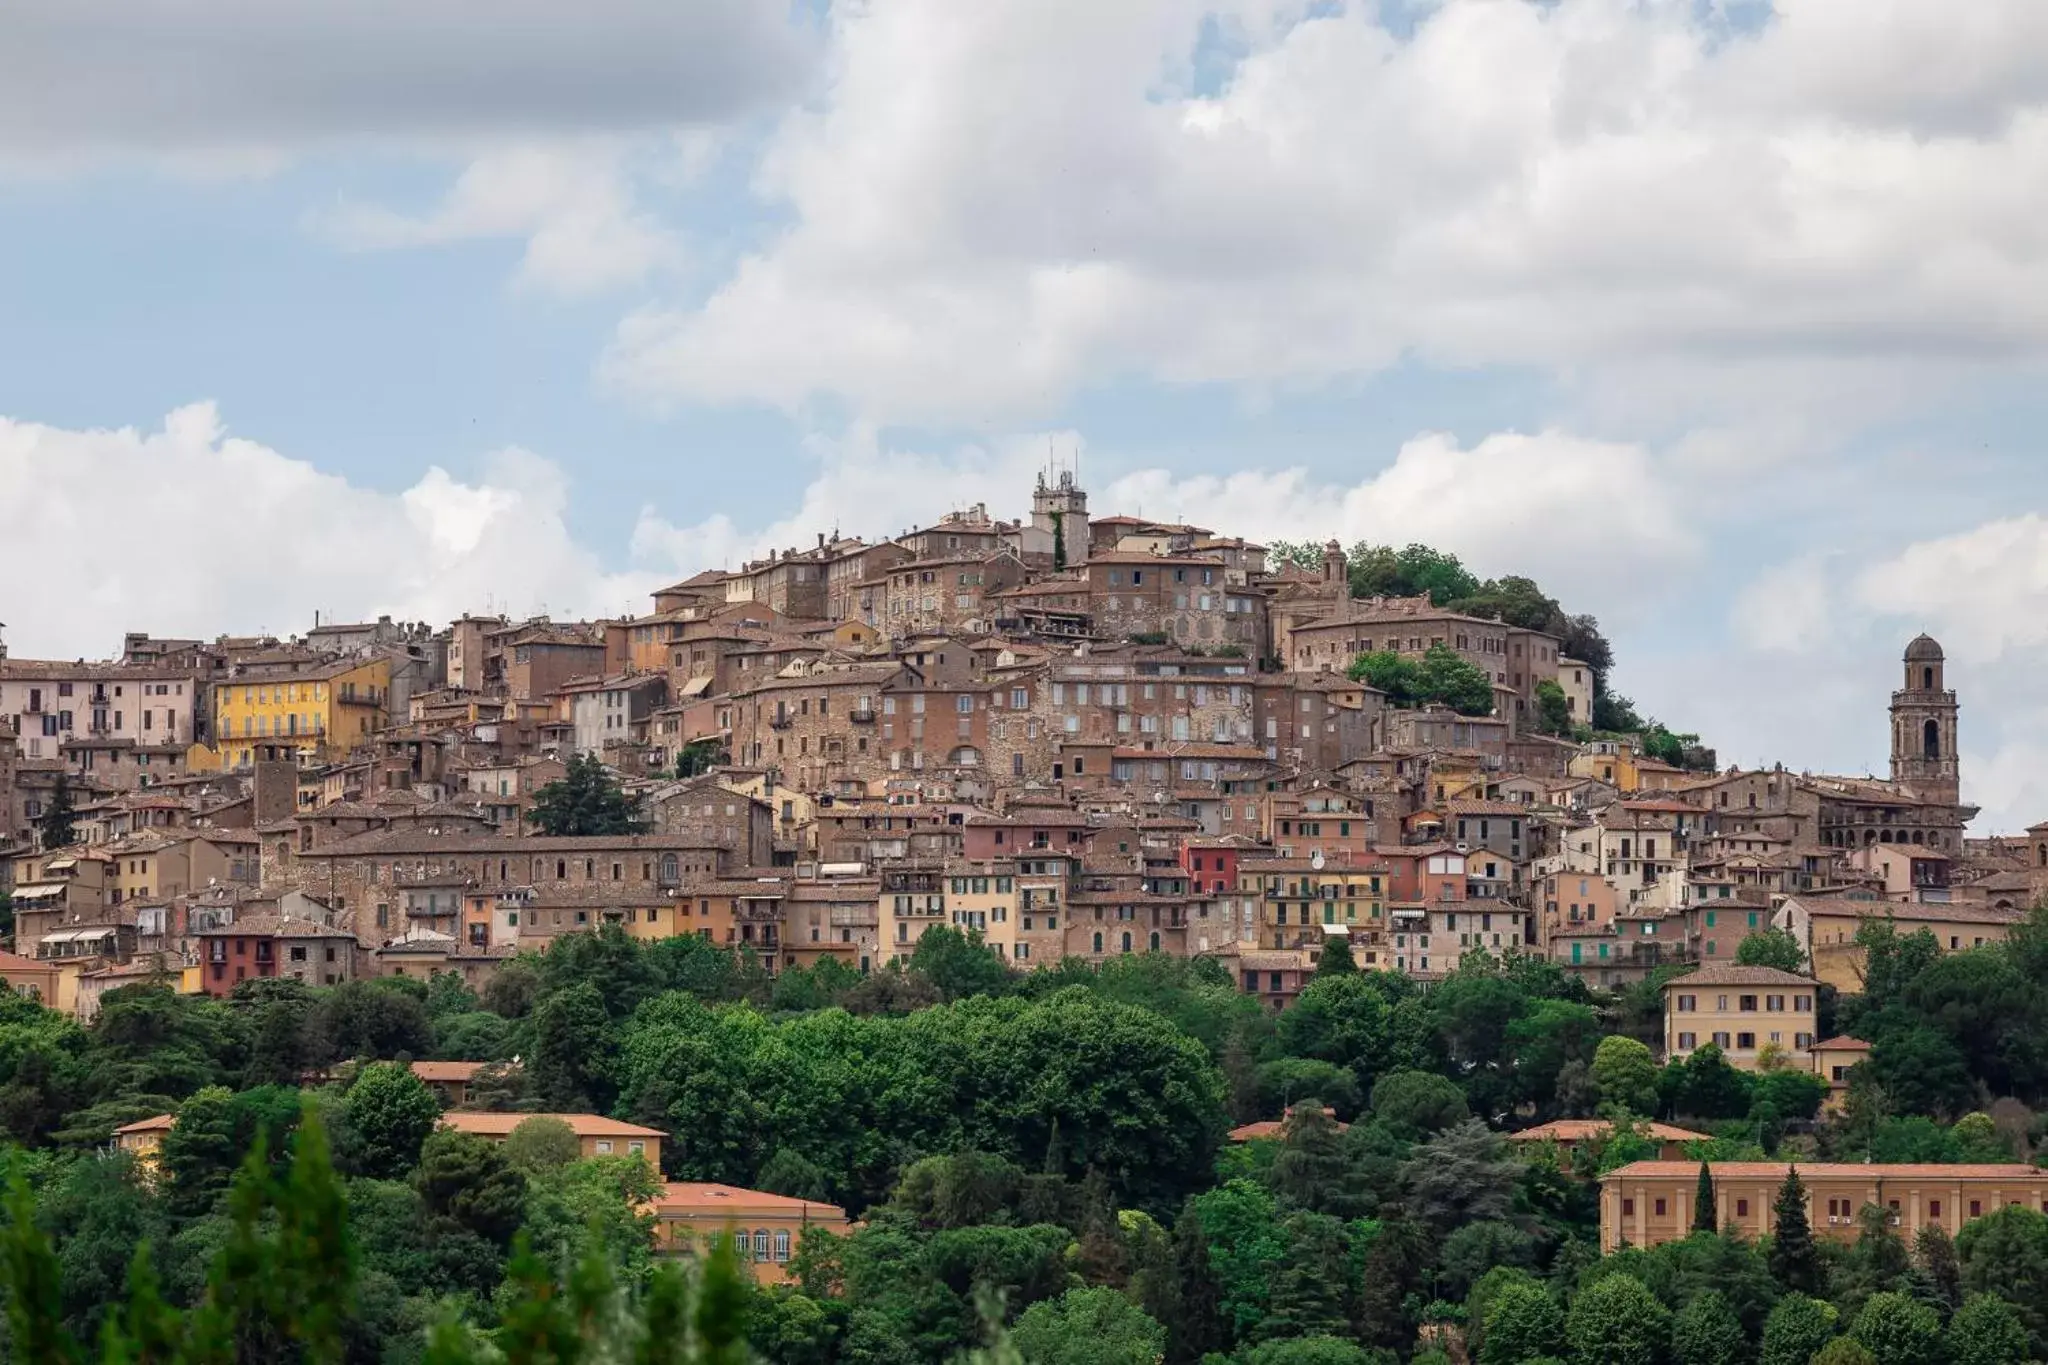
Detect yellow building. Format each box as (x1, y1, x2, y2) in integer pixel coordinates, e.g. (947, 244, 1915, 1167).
(212, 657, 392, 768)
(1569, 740, 1643, 793)
(1777, 896, 2027, 993)
(946, 867, 1023, 961)
(1664, 962, 1819, 1071)
(1239, 859, 1389, 962)
(115, 1114, 176, 1177)
(1601, 1161, 2048, 1253)
(439, 1112, 666, 1167)
(651, 1183, 850, 1286)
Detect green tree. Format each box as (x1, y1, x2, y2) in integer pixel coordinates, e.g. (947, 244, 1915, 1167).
(1479, 1279, 1564, 1365)
(345, 1061, 442, 1179)
(1347, 650, 1420, 704)
(1768, 1167, 1824, 1296)
(36, 773, 78, 849)
(1534, 680, 1573, 736)
(907, 925, 1012, 1001)
(1956, 1207, 2048, 1353)
(1259, 1212, 1352, 1342)
(1672, 1290, 1746, 1365)
(502, 1115, 584, 1174)
(1242, 1338, 1379, 1365)
(1153, 1204, 1220, 1365)
(1693, 1163, 1717, 1233)
(1849, 1292, 1943, 1365)
(1189, 1179, 1287, 1345)
(1735, 930, 1807, 973)
(1566, 1273, 1670, 1365)
(414, 1127, 527, 1247)
(1592, 1036, 1661, 1116)
(1415, 643, 1496, 715)
(1402, 1119, 1520, 1235)
(1946, 1293, 2029, 1365)
(1316, 933, 1357, 977)
(1268, 1100, 1362, 1217)
(527, 752, 649, 836)
(1010, 1286, 1165, 1365)
(1813, 1341, 1879, 1365)
(1370, 1069, 1469, 1138)
(528, 978, 615, 1111)
(1915, 1224, 1963, 1313)
(1760, 1294, 1838, 1365)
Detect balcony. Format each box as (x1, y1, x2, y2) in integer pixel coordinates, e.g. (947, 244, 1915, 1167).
(768, 714, 794, 730)
(848, 707, 877, 724)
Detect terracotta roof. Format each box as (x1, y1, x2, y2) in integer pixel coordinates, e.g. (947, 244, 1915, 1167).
(1603, 1161, 2046, 1182)
(116, 1114, 177, 1135)
(194, 915, 353, 939)
(1509, 1119, 1710, 1144)
(410, 1060, 498, 1083)
(1809, 1036, 1872, 1052)
(1666, 963, 1818, 988)
(439, 1112, 666, 1140)
(651, 1182, 848, 1221)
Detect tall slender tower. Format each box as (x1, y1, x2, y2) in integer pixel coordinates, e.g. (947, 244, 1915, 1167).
(1031, 467, 1089, 567)
(1891, 634, 1960, 805)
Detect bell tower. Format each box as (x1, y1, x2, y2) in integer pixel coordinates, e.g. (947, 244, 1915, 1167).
(1891, 634, 1960, 805)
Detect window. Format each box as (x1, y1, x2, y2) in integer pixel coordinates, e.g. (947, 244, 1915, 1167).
(1622, 1198, 1635, 1216)
(1736, 1199, 1749, 1217)
(595, 1140, 614, 1154)
(1654, 1198, 1667, 1216)
(773, 1229, 791, 1262)
(753, 1230, 770, 1262)
(1928, 1200, 1942, 1219)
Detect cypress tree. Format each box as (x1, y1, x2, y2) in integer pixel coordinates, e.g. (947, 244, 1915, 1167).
(1693, 1161, 1717, 1233)
(1167, 1203, 1223, 1365)
(1769, 1165, 1824, 1296)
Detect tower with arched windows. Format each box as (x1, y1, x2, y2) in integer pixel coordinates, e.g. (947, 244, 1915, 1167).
(1890, 634, 1960, 806)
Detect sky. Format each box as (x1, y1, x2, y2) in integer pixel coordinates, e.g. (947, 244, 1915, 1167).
(5, 0, 2048, 828)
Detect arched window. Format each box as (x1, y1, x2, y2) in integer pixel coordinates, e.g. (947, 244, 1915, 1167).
(1150, 931, 1161, 951)
(1092, 932, 1103, 953)
(1923, 666, 1934, 690)
(732, 1229, 751, 1259)
(1924, 719, 1940, 760)
(660, 853, 679, 882)
(1121, 931, 1133, 953)
(556, 859, 567, 880)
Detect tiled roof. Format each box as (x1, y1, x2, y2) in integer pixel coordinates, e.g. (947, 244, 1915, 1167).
(1809, 1036, 1872, 1052)
(651, 1182, 847, 1220)
(1666, 963, 1818, 987)
(1603, 1161, 2046, 1181)
(1509, 1119, 1710, 1144)
(439, 1112, 666, 1140)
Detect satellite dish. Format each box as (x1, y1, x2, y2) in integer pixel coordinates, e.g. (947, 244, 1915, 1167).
(1311, 849, 1326, 870)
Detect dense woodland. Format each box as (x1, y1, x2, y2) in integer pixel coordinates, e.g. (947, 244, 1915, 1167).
(4, 912, 2048, 1364)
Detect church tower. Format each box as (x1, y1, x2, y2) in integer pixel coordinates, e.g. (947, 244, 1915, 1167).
(1031, 467, 1089, 569)
(1891, 634, 1960, 805)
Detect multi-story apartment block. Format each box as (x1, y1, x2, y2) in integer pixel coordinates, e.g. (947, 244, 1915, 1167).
(0, 659, 211, 777)
(212, 655, 390, 768)
(1664, 963, 1819, 1069)
(1601, 1161, 2048, 1253)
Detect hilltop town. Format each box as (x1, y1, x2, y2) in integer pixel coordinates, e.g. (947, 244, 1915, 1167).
(2, 468, 2033, 1026)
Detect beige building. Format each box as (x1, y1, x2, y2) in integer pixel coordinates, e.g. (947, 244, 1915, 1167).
(1601, 1161, 2048, 1253)
(1775, 896, 2025, 993)
(439, 1112, 665, 1167)
(1809, 1035, 1871, 1110)
(651, 1183, 851, 1286)
(1663, 962, 1819, 1070)
(1557, 657, 1594, 725)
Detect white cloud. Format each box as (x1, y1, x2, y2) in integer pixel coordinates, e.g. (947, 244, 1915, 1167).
(1852, 514, 2048, 663)
(1720, 515, 2048, 831)
(604, 0, 2048, 426)
(0, 404, 668, 658)
(0, 2, 812, 161)
(314, 145, 682, 296)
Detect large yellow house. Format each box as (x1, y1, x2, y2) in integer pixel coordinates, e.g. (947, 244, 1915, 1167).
(1775, 895, 2028, 992)
(212, 657, 391, 768)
